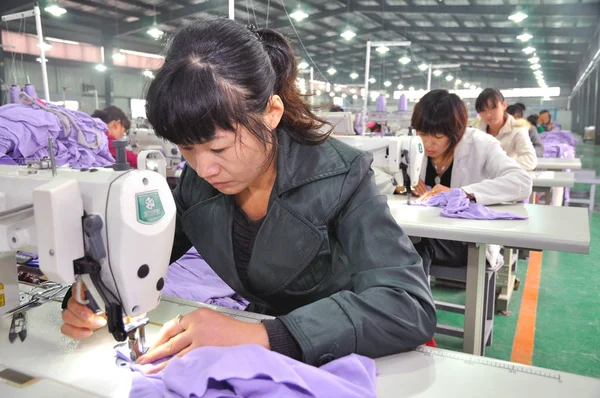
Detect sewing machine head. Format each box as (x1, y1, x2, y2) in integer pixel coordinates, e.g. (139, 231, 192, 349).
(0, 165, 176, 356)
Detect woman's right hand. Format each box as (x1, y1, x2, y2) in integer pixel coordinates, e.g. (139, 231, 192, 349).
(60, 283, 107, 339)
(412, 179, 428, 197)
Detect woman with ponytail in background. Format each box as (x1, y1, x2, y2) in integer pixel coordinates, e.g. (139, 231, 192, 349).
(91, 105, 137, 167)
(61, 19, 435, 368)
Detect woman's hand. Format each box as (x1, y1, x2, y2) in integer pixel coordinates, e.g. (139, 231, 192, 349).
(136, 308, 270, 374)
(411, 179, 428, 197)
(417, 184, 451, 203)
(60, 284, 107, 339)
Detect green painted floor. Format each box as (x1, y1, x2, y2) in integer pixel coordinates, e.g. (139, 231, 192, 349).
(431, 138, 600, 379)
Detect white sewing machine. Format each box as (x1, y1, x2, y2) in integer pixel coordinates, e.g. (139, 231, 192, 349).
(334, 135, 424, 194)
(128, 127, 182, 169)
(0, 162, 176, 358)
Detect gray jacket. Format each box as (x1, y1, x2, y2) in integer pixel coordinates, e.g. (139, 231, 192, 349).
(170, 128, 436, 366)
(529, 125, 545, 158)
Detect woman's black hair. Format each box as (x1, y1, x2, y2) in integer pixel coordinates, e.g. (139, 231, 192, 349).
(514, 102, 526, 112)
(91, 106, 131, 130)
(527, 114, 538, 127)
(475, 88, 505, 113)
(506, 104, 523, 119)
(411, 89, 467, 156)
(145, 18, 330, 161)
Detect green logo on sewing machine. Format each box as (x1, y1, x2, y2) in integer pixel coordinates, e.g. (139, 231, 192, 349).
(418, 143, 423, 153)
(136, 191, 165, 224)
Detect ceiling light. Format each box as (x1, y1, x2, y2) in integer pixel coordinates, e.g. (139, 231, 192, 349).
(290, 7, 308, 22)
(341, 93, 347, 98)
(508, 10, 528, 23)
(528, 56, 540, 64)
(398, 56, 411, 65)
(147, 26, 164, 40)
(409, 86, 415, 91)
(352, 95, 358, 99)
(334, 85, 342, 92)
(463, 82, 470, 88)
(418, 63, 429, 71)
(445, 74, 454, 81)
(517, 33, 533, 42)
(143, 70, 155, 79)
(329, 92, 335, 97)
(531, 64, 541, 70)
(534, 70, 543, 76)
(350, 72, 359, 79)
(384, 80, 392, 87)
(522, 46, 536, 54)
(433, 70, 442, 76)
(95, 64, 107, 72)
(35, 57, 49, 63)
(315, 90, 322, 95)
(298, 61, 309, 70)
(327, 67, 337, 75)
(376, 46, 390, 54)
(340, 30, 356, 40)
(397, 84, 404, 90)
(112, 50, 126, 62)
(45, 3, 67, 17)
(47, 37, 79, 45)
(456, 79, 462, 85)
(385, 93, 390, 99)
(350, 88, 356, 94)
(37, 41, 52, 51)
(369, 77, 376, 84)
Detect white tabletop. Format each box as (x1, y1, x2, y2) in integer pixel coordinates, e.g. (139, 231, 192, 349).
(536, 158, 582, 170)
(531, 171, 575, 188)
(387, 199, 590, 254)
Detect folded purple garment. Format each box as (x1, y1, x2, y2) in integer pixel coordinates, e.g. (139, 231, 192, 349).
(116, 345, 377, 398)
(413, 188, 528, 220)
(163, 248, 248, 310)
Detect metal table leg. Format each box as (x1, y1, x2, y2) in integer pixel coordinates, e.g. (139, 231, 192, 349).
(463, 243, 487, 355)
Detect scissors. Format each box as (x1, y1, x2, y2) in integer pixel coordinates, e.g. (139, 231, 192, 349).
(8, 312, 27, 343)
(3, 285, 69, 318)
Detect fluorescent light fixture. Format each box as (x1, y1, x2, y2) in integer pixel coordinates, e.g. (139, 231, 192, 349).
(376, 46, 390, 54)
(508, 11, 528, 23)
(120, 49, 164, 59)
(329, 92, 335, 97)
(418, 63, 429, 71)
(340, 30, 356, 40)
(517, 33, 533, 42)
(327, 67, 337, 75)
(445, 74, 454, 81)
(409, 86, 415, 91)
(298, 61, 309, 69)
(523, 46, 536, 54)
(334, 85, 341, 92)
(95, 64, 107, 72)
(384, 80, 392, 87)
(350, 88, 356, 94)
(290, 7, 308, 21)
(531, 64, 541, 70)
(463, 82, 470, 88)
(433, 69, 442, 76)
(315, 90, 322, 95)
(455, 79, 462, 85)
(398, 56, 411, 65)
(385, 93, 390, 99)
(350, 72, 359, 79)
(369, 77, 376, 84)
(112, 50, 126, 62)
(45, 4, 67, 17)
(534, 70, 543, 76)
(352, 95, 358, 99)
(341, 93, 347, 98)
(46, 37, 79, 45)
(397, 84, 404, 90)
(528, 56, 540, 64)
(147, 26, 164, 40)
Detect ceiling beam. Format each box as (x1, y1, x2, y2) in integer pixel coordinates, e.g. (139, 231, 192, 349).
(353, 4, 600, 17)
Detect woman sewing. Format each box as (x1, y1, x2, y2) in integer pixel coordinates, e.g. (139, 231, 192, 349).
(411, 90, 532, 274)
(61, 19, 436, 369)
(91, 106, 137, 168)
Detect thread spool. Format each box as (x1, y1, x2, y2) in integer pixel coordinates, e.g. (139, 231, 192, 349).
(23, 84, 38, 99)
(398, 94, 408, 111)
(376, 94, 386, 112)
(9, 85, 21, 104)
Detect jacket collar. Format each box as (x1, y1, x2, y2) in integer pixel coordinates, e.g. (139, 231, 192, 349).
(275, 127, 350, 195)
(477, 113, 516, 139)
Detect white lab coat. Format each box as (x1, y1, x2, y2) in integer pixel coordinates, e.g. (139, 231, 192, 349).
(373, 166, 397, 195)
(477, 114, 538, 171)
(419, 128, 533, 206)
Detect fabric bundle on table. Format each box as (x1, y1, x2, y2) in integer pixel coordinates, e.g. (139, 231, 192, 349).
(116, 345, 378, 398)
(163, 248, 249, 310)
(412, 188, 528, 220)
(0, 93, 114, 168)
(540, 130, 577, 202)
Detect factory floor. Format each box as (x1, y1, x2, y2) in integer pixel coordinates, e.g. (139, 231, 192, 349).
(431, 139, 600, 378)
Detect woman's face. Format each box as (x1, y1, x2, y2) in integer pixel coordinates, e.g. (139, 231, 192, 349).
(479, 100, 507, 127)
(417, 132, 451, 159)
(178, 96, 284, 195)
(108, 120, 126, 140)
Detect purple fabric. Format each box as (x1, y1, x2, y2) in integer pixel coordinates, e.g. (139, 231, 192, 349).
(540, 130, 578, 148)
(176, 160, 186, 170)
(163, 248, 248, 310)
(540, 130, 576, 201)
(413, 189, 528, 220)
(117, 345, 378, 398)
(0, 99, 114, 168)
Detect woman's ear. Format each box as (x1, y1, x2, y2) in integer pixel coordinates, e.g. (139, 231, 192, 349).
(502, 101, 508, 112)
(264, 95, 284, 130)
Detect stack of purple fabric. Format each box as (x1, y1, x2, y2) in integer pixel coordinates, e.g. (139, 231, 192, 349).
(163, 248, 248, 310)
(0, 94, 114, 168)
(540, 130, 577, 201)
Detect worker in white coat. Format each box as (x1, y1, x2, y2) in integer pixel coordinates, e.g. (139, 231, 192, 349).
(410, 90, 532, 275)
(475, 88, 538, 171)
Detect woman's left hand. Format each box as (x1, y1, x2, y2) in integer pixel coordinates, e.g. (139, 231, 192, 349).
(136, 308, 270, 373)
(417, 184, 451, 203)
